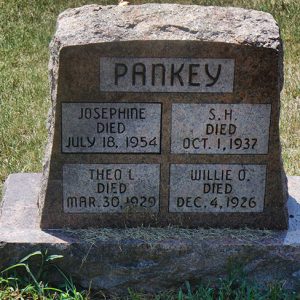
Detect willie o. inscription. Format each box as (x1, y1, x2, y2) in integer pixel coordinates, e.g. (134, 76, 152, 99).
(171, 104, 271, 154)
(62, 103, 161, 153)
(100, 57, 235, 93)
(169, 164, 266, 213)
(63, 164, 160, 213)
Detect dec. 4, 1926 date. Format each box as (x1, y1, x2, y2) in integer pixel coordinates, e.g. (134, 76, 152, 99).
(175, 196, 257, 210)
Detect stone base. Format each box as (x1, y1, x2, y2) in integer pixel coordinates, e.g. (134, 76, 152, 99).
(1, 173, 300, 294)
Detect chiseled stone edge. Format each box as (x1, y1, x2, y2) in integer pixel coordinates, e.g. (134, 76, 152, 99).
(53, 4, 281, 49)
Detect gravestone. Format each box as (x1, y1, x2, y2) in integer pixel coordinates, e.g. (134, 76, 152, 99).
(38, 4, 288, 229)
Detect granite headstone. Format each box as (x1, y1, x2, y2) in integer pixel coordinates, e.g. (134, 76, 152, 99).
(38, 4, 288, 229)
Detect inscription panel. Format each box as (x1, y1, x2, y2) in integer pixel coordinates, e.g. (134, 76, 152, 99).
(63, 164, 160, 213)
(100, 57, 234, 92)
(169, 164, 266, 213)
(171, 104, 271, 154)
(62, 103, 161, 153)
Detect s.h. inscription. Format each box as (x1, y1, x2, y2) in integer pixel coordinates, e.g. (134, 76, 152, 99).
(62, 103, 161, 153)
(63, 164, 160, 213)
(169, 164, 266, 213)
(100, 57, 234, 92)
(171, 104, 271, 154)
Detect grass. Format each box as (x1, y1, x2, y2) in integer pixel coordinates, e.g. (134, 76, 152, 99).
(0, 250, 298, 299)
(0, 0, 299, 193)
(0, 251, 89, 299)
(0, 276, 298, 300)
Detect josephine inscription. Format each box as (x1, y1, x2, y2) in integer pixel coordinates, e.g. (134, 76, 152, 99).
(100, 57, 235, 92)
(63, 164, 160, 213)
(62, 103, 161, 153)
(169, 164, 266, 213)
(171, 104, 271, 154)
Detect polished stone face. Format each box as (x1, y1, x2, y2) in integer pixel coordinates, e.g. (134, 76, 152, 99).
(63, 164, 160, 213)
(171, 104, 271, 154)
(62, 103, 161, 153)
(100, 57, 235, 93)
(39, 4, 288, 229)
(169, 164, 266, 213)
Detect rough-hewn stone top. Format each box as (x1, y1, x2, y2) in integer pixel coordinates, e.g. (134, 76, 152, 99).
(52, 4, 281, 50)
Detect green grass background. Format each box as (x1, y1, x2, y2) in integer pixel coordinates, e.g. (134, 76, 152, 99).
(0, 0, 299, 192)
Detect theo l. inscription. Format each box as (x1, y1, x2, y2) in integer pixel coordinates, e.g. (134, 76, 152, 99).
(169, 164, 266, 212)
(100, 57, 234, 92)
(171, 104, 271, 154)
(63, 164, 160, 213)
(62, 103, 161, 153)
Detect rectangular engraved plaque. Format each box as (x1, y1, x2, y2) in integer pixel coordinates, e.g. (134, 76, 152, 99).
(171, 104, 271, 154)
(100, 57, 234, 93)
(63, 164, 160, 213)
(62, 103, 161, 153)
(169, 164, 266, 213)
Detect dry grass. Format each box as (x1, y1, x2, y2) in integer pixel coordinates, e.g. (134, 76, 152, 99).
(63, 226, 277, 245)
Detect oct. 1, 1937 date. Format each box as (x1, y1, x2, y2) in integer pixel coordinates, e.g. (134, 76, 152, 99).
(182, 137, 258, 152)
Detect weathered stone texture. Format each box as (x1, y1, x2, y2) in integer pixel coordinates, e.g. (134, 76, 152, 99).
(53, 4, 282, 48)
